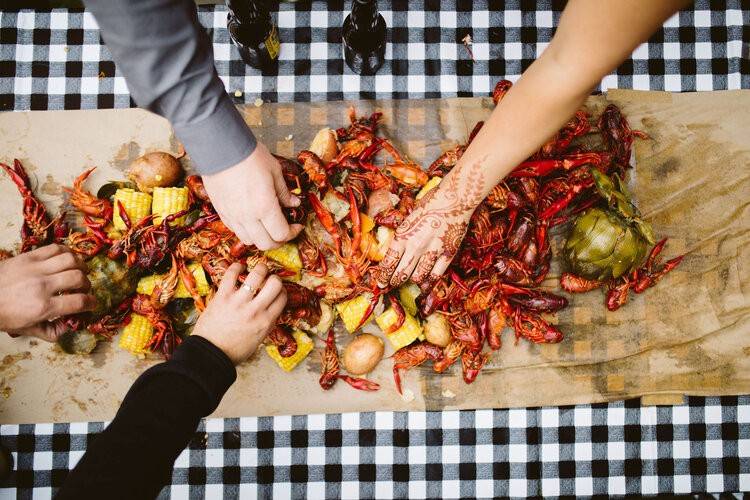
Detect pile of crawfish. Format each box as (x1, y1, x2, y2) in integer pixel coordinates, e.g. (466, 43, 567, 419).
(0, 78, 683, 394)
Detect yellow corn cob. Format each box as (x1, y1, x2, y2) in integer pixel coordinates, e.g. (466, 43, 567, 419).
(336, 293, 375, 333)
(265, 330, 314, 372)
(151, 187, 190, 226)
(264, 242, 302, 272)
(119, 313, 153, 355)
(113, 188, 152, 230)
(376, 306, 423, 350)
(136, 263, 210, 298)
(398, 282, 421, 317)
(416, 176, 442, 200)
(360, 212, 375, 233)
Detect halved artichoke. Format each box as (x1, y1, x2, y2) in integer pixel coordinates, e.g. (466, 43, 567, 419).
(565, 169, 654, 281)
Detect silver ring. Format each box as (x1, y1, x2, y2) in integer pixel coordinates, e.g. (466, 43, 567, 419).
(241, 284, 254, 294)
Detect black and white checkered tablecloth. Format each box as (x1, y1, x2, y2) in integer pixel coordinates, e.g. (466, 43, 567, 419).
(0, 1, 749, 498)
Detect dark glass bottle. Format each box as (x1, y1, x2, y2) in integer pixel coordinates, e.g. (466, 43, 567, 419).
(342, 0, 387, 75)
(226, 0, 280, 70)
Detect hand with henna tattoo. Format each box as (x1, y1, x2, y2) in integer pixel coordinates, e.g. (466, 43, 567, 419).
(376, 157, 486, 291)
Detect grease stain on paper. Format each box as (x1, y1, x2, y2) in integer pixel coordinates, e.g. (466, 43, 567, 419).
(111, 141, 141, 171)
(0, 351, 32, 399)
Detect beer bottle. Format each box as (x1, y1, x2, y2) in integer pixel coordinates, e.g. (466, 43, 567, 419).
(226, 0, 281, 70)
(342, 0, 387, 75)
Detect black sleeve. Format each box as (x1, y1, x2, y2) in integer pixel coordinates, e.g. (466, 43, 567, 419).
(57, 336, 236, 499)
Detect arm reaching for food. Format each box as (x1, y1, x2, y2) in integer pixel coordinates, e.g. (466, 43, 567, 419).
(84, 0, 301, 249)
(0, 245, 96, 342)
(376, 0, 690, 290)
(58, 263, 286, 498)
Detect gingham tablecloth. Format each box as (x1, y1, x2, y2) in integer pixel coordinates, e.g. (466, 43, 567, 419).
(0, 1, 748, 498)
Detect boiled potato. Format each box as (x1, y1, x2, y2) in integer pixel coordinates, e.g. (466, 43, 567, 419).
(342, 333, 384, 375)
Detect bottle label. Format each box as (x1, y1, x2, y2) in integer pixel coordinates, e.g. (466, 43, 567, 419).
(265, 25, 280, 60)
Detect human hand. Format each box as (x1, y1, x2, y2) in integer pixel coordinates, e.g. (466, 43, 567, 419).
(0, 244, 96, 341)
(202, 143, 304, 250)
(192, 262, 286, 365)
(376, 159, 486, 292)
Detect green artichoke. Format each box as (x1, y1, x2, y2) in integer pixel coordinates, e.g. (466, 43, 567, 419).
(565, 170, 655, 281)
(57, 254, 142, 354)
(86, 254, 142, 319)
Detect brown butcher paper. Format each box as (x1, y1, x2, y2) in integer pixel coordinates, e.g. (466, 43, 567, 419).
(0, 89, 748, 424)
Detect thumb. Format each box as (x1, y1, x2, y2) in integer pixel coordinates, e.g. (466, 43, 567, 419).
(272, 166, 300, 208)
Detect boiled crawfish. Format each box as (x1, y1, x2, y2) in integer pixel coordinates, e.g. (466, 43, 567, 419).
(1, 159, 53, 252)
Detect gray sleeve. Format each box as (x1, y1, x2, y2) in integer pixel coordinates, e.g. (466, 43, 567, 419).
(84, 0, 257, 175)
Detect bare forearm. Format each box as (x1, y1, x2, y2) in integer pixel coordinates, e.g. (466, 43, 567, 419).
(450, 0, 689, 200)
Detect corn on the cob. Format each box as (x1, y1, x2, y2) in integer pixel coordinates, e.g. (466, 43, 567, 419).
(265, 242, 302, 271)
(416, 176, 441, 200)
(113, 188, 152, 230)
(119, 313, 153, 354)
(265, 329, 314, 371)
(137, 263, 210, 298)
(360, 212, 375, 233)
(151, 186, 189, 226)
(398, 282, 421, 317)
(376, 307, 423, 350)
(336, 293, 375, 333)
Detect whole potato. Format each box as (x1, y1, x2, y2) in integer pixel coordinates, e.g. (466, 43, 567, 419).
(128, 151, 184, 192)
(343, 333, 384, 375)
(308, 128, 338, 163)
(423, 312, 451, 347)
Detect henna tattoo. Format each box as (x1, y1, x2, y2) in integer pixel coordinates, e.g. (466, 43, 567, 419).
(395, 156, 488, 240)
(412, 250, 439, 287)
(440, 221, 469, 258)
(414, 183, 438, 209)
(376, 247, 401, 287)
(390, 269, 411, 288)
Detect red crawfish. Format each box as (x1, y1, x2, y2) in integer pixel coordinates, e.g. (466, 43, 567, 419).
(87, 298, 133, 339)
(185, 175, 210, 203)
(448, 312, 483, 354)
(278, 282, 323, 329)
(427, 146, 465, 177)
(298, 234, 327, 277)
(506, 212, 535, 256)
(131, 293, 181, 358)
(539, 110, 591, 157)
(510, 152, 611, 179)
(177, 257, 206, 312)
(492, 79, 513, 105)
(507, 291, 569, 313)
(560, 273, 603, 293)
(474, 308, 503, 351)
(632, 239, 685, 294)
(297, 150, 329, 190)
(1, 159, 53, 252)
(307, 192, 342, 257)
(461, 350, 490, 384)
(392, 341, 443, 395)
(494, 256, 535, 286)
(606, 279, 632, 312)
(68, 230, 107, 257)
(267, 325, 298, 358)
(598, 104, 649, 170)
(511, 309, 563, 344)
(63, 167, 113, 222)
(382, 295, 406, 334)
(433, 340, 464, 373)
(108, 201, 188, 269)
